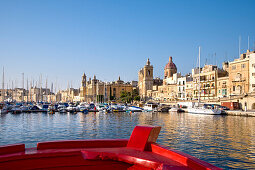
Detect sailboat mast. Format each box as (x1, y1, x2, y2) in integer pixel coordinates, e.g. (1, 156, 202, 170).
(2, 67, 4, 102)
(198, 46, 201, 103)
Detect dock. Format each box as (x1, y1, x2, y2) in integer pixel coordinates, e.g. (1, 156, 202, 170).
(224, 110, 255, 117)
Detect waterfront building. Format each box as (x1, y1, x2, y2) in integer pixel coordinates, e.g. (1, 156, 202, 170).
(79, 74, 134, 103)
(177, 74, 192, 100)
(108, 77, 133, 100)
(139, 56, 179, 102)
(85, 75, 99, 102)
(216, 76, 229, 98)
(138, 58, 153, 100)
(249, 53, 255, 93)
(228, 50, 254, 96)
(58, 88, 79, 103)
(192, 65, 228, 100)
(185, 79, 193, 101)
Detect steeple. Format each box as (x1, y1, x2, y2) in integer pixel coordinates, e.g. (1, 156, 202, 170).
(146, 58, 150, 66)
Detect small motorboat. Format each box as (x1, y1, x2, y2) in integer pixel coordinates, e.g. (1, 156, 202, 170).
(126, 106, 143, 112)
(169, 107, 185, 113)
(0, 125, 220, 169)
(143, 103, 158, 112)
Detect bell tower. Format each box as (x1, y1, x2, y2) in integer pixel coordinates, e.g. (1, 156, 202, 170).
(81, 73, 86, 87)
(138, 58, 153, 100)
(80, 73, 87, 101)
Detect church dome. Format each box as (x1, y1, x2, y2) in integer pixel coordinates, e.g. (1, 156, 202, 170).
(165, 56, 177, 70)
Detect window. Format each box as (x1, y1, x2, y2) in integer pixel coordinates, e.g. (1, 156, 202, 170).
(233, 86, 235, 91)
(219, 90, 221, 93)
(252, 73, 255, 77)
(183, 81, 185, 85)
(232, 65, 236, 70)
(252, 64, 255, 68)
(241, 64, 246, 68)
(252, 84, 255, 87)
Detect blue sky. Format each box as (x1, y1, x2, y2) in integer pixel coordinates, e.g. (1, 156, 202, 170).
(0, 0, 255, 90)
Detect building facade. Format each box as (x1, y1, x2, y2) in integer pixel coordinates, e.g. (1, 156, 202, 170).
(228, 52, 250, 96)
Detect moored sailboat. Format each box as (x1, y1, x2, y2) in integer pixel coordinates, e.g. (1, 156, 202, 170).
(187, 47, 222, 115)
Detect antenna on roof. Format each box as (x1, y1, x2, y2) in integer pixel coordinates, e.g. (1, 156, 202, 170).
(215, 53, 217, 66)
(248, 36, 250, 50)
(239, 36, 241, 56)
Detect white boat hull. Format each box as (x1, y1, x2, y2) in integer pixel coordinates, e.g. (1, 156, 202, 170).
(0, 109, 8, 114)
(187, 108, 221, 115)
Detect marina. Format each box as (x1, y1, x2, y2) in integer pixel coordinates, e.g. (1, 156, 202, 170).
(0, 110, 255, 169)
(0, 0, 255, 169)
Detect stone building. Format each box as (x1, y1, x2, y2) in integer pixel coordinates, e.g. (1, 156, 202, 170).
(192, 65, 228, 100)
(145, 56, 179, 102)
(177, 74, 192, 100)
(228, 50, 254, 96)
(185, 80, 193, 101)
(217, 76, 228, 98)
(249, 53, 255, 93)
(79, 74, 133, 103)
(138, 58, 153, 100)
(58, 88, 79, 103)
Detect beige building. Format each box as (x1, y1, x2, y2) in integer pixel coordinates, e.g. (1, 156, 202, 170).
(79, 73, 133, 103)
(217, 76, 228, 98)
(58, 88, 79, 103)
(249, 53, 255, 93)
(228, 51, 252, 96)
(146, 56, 178, 102)
(192, 65, 228, 100)
(185, 80, 193, 101)
(177, 74, 192, 100)
(138, 59, 153, 100)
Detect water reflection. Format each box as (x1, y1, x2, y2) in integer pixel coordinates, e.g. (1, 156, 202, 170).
(0, 111, 255, 169)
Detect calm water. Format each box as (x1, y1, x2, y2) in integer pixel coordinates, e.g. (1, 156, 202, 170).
(0, 112, 255, 169)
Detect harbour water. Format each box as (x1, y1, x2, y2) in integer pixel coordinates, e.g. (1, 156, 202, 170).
(0, 111, 255, 169)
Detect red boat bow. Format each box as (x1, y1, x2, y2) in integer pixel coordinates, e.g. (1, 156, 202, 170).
(0, 125, 221, 169)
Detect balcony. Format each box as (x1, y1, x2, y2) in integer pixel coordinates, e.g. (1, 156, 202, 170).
(232, 78, 246, 82)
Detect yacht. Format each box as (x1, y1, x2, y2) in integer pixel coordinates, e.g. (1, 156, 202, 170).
(187, 103, 222, 115)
